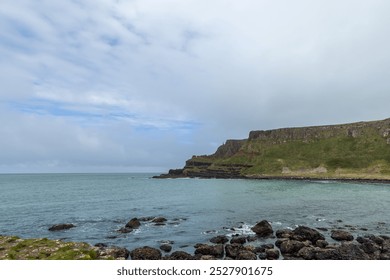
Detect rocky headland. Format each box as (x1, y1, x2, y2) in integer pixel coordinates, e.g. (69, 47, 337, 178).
(155, 118, 390, 181)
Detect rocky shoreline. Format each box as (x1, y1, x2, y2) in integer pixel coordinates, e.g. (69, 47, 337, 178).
(1, 220, 389, 260)
(154, 170, 390, 184)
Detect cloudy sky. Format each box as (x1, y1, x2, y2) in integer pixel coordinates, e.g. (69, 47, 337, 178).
(1, 0, 390, 173)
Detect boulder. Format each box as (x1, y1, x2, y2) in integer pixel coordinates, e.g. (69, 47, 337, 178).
(291, 226, 325, 243)
(331, 230, 354, 241)
(265, 249, 280, 260)
(160, 244, 172, 253)
(167, 251, 193, 260)
(125, 218, 140, 229)
(225, 244, 242, 259)
(236, 250, 257, 260)
(210, 235, 229, 244)
(230, 236, 247, 244)
(251, 220, 273, 237)
(130, 246, 162, 260)
(297, 246, 316, 260)
(336, 242, 370, 260)
(279, 240, 305, 256)
(117, 227, 133, 233)
(152, 217, 167, 223)
(276, 229, 292, 239)
(48, 224, 75, 231)
(194, 244, 224, 258)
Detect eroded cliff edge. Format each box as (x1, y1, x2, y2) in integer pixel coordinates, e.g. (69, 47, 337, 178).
(155, 118, 390, 181)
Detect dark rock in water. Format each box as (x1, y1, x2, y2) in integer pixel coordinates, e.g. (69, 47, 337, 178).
(246, 235, 258, 242)
(153, 222, 166, 226)
(336, 242, 370, 260)
(125, 218, 140, 229)
(152, 217, 167, 223)
(316, 227, 328, 232)
(291, 226, 325, 243)
(94, 243, 107, 248)
(130, 246, 162, 260)
(331, 230, 354, 241)
(297, 246, 316, 260)
(276, 229, 292, 238)
(230, 236, 247, 244)
(199, 255, 217, 260)
(251, 220, 273, 237)
(210, 235, 229, 244)
(265, 249, 280, 260)
(48, 224, 75, 231)
(168, 251, 193, 260)
(225, 244, 242, 259)
(279, 240, 305, 255)
(236, 250, 257, 260)
(117, 227, 133, 233)
(315, 248, 340, 260)
(160, 244, 172, 253)
(139, 217, 155, 222)
(194, 244, 224, 258)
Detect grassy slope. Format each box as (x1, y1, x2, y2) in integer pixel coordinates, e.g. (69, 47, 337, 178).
(190, 127, 390, 179)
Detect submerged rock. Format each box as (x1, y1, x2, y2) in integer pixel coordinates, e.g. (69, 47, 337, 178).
(125, 218, 141, 229)
(48, 224, 75, 231)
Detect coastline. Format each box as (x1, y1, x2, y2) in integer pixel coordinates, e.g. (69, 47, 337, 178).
(2, 221, 389, 260)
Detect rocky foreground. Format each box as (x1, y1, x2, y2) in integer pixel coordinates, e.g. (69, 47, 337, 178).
(1, 220, 389, 260)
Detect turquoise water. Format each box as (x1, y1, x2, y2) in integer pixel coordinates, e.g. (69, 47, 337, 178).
(0, 173, 389, 252)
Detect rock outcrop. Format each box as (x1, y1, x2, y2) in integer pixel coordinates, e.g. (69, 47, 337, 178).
(154, 118, 390, 181)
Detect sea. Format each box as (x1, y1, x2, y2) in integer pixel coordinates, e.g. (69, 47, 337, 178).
(1, 173, 389, 253)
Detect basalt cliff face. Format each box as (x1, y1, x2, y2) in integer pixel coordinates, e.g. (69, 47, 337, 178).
(156, 118, 390, 180)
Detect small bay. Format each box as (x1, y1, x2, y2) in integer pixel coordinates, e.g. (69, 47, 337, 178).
(1, 173, 389, 253)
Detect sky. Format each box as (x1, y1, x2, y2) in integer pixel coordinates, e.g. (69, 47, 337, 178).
(1, 0, 390, 173)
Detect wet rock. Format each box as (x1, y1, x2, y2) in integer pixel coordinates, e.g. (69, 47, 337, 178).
(210, 235, 229, 244)
(117, 227, 133, 233)
(130, 246, 162, 260)
(225, 244, 242, 259)
(315, 240, 329, 248)
(160, 244, 172, 253)
(230, 236, 247, 244)
(297, 246, 316, 260)
(265, 249, 280, 260)
(279, 240, 305, 255)
(236, 250, 257, 260)
(246, 235, 258, 242)
(153, 222, 166, 226)
(48, 224, 75, 231)
(139, 217, 155, 222)
(275, 238, 289, 248)
(276, 229, 292, 238)
(167, 251, 193, 260)
(199, 255, 217, 260)
(315, 248, 340, 260)
(194, 244, 224, 258)
(251, 220, 273, 237)
(316, 227, 328, 232)
(336, 242, 370, 260)
(125, 218, 140, 229)
(291, 226, 325, 243)
(331, 230, 354, 241)
(152, 217, 167, 223)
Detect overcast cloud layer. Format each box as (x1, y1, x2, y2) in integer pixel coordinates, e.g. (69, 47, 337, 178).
(1, 0, 390, 173)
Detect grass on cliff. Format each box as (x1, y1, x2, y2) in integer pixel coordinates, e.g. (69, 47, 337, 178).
(0, 236, 99, 260)
(213, 134, 390, 177)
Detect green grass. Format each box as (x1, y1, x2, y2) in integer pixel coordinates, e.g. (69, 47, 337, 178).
(189, 131, 390, 179)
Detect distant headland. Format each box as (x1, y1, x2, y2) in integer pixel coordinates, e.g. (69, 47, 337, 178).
(155, 118, 390, 181)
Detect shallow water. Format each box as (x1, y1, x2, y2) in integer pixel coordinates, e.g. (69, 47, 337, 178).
(1, 173, 389, 252)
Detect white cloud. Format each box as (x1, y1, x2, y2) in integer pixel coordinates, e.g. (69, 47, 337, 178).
(1, 0, 390, 172)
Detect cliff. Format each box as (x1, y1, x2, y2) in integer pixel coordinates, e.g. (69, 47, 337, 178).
(155, 118, 390, 180)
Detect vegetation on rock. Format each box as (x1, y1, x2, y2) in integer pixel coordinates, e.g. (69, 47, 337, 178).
(157, 118, 390, 180)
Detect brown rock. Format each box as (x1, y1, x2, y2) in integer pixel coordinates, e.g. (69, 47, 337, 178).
(251, 220, 273, 237)
(194, 244, 224, 258)
(265, 249, 280, 260)
(125, 218, 140, 229)
(331, 230, 354, 241)
(291, 226, 325, 243)
(130, 246, 162, 260)
(236, 250, 257, 260)
(167, 251, 193, 260)
(210, 235, 229, 244)
(279, 240, 305, 255)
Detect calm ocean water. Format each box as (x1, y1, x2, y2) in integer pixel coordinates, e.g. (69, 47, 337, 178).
(1, 173, 389, 253)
